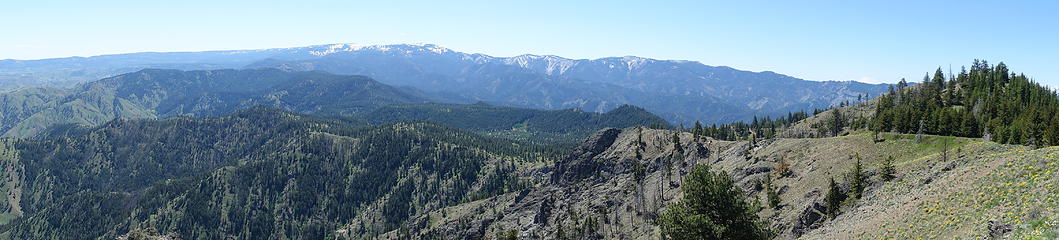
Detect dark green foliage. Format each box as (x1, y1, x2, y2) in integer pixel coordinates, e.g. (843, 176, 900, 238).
(881, 156, 897, 181)
(871, 60, 1059, 147)
(827, 108, 845, 136)
(692, 121, 703, 139)
(825, 178, 843, 219)
(764, 175, 781, 210)
(1, 107, 566, 239)
(362, 103, 671, 143)
(497, 229, 519, 240)
(692, 110, 813, 141)
(848, 154, 866, 199)
(633, 128, 647, 182)
(658, 165, 773, 240)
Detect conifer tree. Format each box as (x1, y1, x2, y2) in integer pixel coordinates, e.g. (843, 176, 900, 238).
(881, 156, 896, 181)
(828, 109, 845, 136)
(848, 154, 865, 198)
(659, 165, 773, 239)
(825, 177, 842, 219)
(764, 174, 780, 210)
(692, 121, 704, 139)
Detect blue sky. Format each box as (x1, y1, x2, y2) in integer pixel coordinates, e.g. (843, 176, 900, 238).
(2, 0, 1057, 86)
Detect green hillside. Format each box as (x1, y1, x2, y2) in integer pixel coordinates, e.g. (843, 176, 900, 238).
(0, 68, 431, 138)
(0, 107, 567, 239)
(361, 103, 671, 143)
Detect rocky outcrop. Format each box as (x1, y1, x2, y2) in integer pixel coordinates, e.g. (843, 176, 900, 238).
(551, 128, 622, 183)
(986, 219, 1012, 239)
(534, 195, 555, 225)
(792, 200, 828, 237)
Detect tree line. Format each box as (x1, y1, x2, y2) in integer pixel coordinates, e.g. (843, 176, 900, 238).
(871, 60, 1059, 147)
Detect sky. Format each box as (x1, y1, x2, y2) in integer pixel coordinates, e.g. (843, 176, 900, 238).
(2, 0, 1058, 86)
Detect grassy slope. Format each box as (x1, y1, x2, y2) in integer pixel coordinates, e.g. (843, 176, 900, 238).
(799, 137, 1058, 239)
(737, 130, 1057, 239)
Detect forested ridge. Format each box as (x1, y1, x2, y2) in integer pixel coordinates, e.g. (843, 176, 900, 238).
(363, 103, 671, 143)
(0, 68, 431, 138)
(0, 107, 567, 239)
(685, 60, 1059, 149)
(870, 60, 1059, 147)
(0, 68, 670, 144)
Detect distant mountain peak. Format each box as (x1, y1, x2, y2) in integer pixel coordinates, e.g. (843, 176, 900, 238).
(306, 43, 454, 56)
(504, 54, 577, 75)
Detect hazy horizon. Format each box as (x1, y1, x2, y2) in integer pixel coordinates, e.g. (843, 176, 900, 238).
(3, 0, 1057, 86)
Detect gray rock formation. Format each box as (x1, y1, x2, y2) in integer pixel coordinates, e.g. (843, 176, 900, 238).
(551, 128, 622, 183)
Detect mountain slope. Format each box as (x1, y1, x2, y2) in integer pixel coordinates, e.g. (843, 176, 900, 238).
(0, 107, 568, 239)
(3, 43, 889, 123)
(361, 103, 671, 143)
(375, 124, 1056, 239)
(0, 68, 430, 138)
(248, 44, 889, 123)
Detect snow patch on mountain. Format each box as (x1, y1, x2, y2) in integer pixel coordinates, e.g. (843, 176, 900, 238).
(503, 54, 577, 75)
(306, 43, 458, 56)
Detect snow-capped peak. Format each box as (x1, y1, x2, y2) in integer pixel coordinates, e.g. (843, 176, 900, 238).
(621, 56, 653, 70)
(306, 43, 454, 56)
(502, 54, 577, 75)
(308, 43, 373, 56)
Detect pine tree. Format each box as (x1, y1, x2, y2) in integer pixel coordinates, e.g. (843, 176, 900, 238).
(659, 165, 773, 239)
(764, 175, 781, 210)
(848, 154, 865, 198)
(881, 156, 896, 181)
(692, 121, 704, 140)
(825, 177, 842, 219)
(829, 109, 845, 137)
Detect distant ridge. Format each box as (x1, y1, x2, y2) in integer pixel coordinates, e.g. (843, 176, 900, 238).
(0, 43, 890, 123)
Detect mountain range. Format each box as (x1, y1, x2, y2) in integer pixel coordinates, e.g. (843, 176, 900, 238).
(0, 40, 1055, 240)
(0, 68, 670, 142)
(1, 43, 890, 124)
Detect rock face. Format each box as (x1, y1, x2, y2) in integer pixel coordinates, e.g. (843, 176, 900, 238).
(793, 200, 828, 237)
(551, 128, 622, 183)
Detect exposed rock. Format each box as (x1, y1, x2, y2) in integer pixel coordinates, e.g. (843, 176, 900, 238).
(792, 201, 828, 237)
(744, 166, 773, 175)
(986, 219, 1012, 239)
(118, 228, 180, 240)
(941, 160, 959, 172)
(534, 195, 554, 225)
(692, 142, 710, 159)
(552, 128, 622, 183)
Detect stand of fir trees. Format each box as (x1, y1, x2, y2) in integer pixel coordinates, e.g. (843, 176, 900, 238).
(690, 111, 813, 141)
(871, 60, 1059, 147)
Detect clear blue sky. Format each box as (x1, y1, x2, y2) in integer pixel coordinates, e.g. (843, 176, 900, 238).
(3, 0, 1057, 86)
